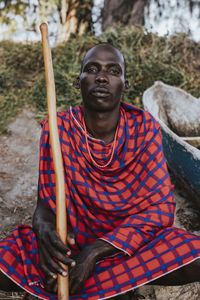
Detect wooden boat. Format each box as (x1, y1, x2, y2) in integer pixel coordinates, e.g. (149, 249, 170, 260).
(142, 81, 200, 207)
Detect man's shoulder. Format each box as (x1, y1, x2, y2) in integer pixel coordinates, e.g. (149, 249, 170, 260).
(57, 109, 71, 123)
(41, 109, 71, 128)
(121, 102, 159, 127)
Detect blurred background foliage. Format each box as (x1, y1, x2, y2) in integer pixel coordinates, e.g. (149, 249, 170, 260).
(1, 24, 200, 134)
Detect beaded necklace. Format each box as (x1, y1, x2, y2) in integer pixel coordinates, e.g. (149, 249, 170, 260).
(82, 117, 118, 168)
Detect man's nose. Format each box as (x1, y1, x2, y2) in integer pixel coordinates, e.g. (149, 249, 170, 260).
(95, 71, 109, 84)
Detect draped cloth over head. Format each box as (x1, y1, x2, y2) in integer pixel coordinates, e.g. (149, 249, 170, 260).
(0, 102, 200, 300)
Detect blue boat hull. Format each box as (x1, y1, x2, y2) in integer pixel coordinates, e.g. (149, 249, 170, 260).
(142, 81, 200, 208)
(161, 129, 200, 206)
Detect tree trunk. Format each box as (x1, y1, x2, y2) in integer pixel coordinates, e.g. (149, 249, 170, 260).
(57, 0, 93, 44)
(102, 0, 147, 31)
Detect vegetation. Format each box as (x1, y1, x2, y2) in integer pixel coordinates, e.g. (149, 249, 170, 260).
(0, 0, 94, 43)
(0, 25, 200, 133)
(1, 0, 200, 43)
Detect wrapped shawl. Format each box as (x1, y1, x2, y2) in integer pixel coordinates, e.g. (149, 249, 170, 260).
(0, 102, 200, 300)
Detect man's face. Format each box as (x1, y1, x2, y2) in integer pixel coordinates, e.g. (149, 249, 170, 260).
(78, 44, 128, 113)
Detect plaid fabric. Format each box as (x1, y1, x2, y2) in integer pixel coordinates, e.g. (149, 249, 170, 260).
(0, 102, 200, 300)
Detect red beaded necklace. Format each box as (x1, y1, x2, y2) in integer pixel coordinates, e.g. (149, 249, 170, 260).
(82, 117, 118, 168)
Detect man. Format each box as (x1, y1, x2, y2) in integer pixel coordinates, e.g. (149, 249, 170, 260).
(0, 43, 200, 300)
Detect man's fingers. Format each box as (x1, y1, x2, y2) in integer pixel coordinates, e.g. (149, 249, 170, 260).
(39, 231, 75, 267)
(38, 246, 56, 278)
(41, 263, 57, 279)
(44, 241, 75, 267)
(52, 280, 58, 294)
(49, 230, 70, 253)
(40, 245, 68, 276)
(69, 265, 86, 295)
(48, 256, 67, 276)
(67, 232, 75, 245)
(44, 275, 57, 294)
(49, 230, 75, 249)
(69, 276, 84, 295)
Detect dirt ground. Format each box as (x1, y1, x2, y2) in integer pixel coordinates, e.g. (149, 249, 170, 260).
(0, 108, 40, 239)
(0, 108, 200, 300)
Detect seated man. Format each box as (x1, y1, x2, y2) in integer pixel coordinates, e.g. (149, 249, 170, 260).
(0, 43, 200, 300)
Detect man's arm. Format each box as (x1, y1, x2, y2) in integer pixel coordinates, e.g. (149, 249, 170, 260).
(33, 193, 119, 295)
(69, 239, 120, 295)
(32, 192, 75, 293)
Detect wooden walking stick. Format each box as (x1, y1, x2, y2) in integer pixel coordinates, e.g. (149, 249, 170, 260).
(40, 23, 69, 300)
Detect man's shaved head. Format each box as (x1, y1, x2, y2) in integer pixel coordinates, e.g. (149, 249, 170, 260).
(76, 42, 129, 115)
(81, 43, 126, 75)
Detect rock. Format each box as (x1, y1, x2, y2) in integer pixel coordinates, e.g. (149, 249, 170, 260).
(135, 286, 156, 299)
(154, 283, 200, 300)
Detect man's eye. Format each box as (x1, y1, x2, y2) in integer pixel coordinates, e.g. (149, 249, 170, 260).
(109, 68, 120, 75)
(87, 66, 98, 73)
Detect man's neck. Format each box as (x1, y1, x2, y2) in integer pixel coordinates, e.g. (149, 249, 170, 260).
(83, 107, 120, 143)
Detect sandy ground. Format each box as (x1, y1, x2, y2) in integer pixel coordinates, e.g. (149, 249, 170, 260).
(0, 108, 40, 239)
(0, 108, 200, 300)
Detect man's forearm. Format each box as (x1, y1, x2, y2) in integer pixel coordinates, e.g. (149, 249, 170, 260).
(82, 239, 121, 264)
(32, 195, 56, 233)
(69, 239, 122, 295)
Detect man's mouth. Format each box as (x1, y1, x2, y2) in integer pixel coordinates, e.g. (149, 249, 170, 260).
(91, 88, 110, 98)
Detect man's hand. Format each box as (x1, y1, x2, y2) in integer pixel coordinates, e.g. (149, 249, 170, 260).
(69, 239, 120, 295)
(69, 246, 97, 295)
(37, 225, 76, 293)
(33, 195, 120, 295)
(33, 197, 76, 293)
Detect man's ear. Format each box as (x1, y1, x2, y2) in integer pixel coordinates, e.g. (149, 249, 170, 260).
(123, 80, 130, 93)
(74, 76, 80, 89)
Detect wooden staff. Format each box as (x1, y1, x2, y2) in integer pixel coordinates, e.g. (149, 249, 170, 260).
(40, 23, 69, 300)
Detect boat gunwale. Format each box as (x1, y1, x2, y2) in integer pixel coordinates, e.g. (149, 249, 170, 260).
(142, 81, 200, 161)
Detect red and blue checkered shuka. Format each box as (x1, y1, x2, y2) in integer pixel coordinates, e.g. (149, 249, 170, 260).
(0, 102, 200, 300)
